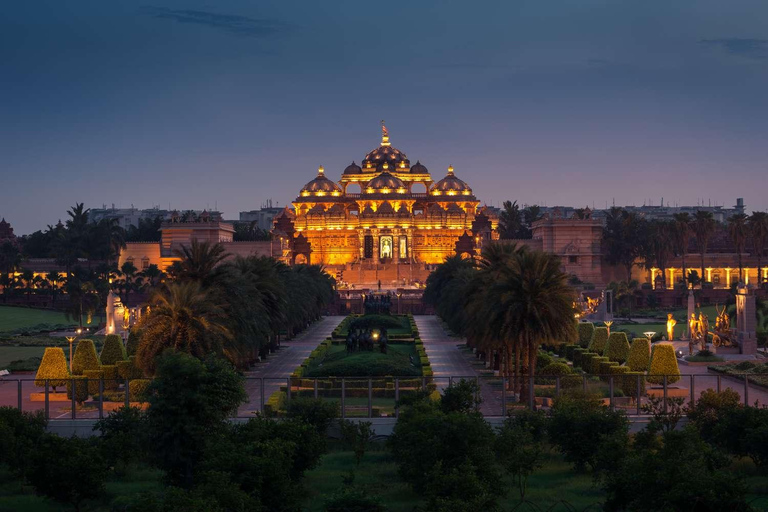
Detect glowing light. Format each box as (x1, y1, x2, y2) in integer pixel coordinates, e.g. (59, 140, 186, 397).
(318, 165, 324, 175)
(301, 191, 310, 197)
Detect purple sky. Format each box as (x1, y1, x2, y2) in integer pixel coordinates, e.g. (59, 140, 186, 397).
(2, 1, 768, 234)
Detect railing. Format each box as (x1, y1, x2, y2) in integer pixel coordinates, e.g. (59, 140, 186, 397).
(1, 373, 764, 420)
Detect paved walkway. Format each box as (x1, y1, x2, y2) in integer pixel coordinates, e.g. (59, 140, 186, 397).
(239, 316, 344, 415)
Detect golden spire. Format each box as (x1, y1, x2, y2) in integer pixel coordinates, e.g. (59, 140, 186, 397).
(447, 165, 454, 175)
(318, 165, 324, 176)
(381, 120, 390, 146)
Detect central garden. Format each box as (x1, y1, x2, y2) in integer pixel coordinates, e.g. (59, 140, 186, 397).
(266, 314, 433, 417)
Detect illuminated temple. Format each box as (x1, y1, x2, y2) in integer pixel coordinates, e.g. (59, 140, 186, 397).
(272, 125, 498, 287)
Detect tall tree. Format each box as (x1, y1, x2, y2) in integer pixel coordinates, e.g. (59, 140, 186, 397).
(498, 201, 523, 239)
(748, 211, 768, 286)
(692, 210, 717, 287)
(728, 213, 749, 283)
(603, 208, 646, 282)
(672, 213, 692, 289)
(644, 220, 674, 289)
(172, 239, 230, 284)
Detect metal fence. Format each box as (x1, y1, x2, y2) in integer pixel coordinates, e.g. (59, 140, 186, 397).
(0, 373, 764, 420)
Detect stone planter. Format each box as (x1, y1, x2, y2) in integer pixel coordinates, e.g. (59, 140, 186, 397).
(30, 392, 70, 402)
(646, 386, 688, 398)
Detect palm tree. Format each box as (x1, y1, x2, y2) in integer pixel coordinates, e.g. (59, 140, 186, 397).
(485, 249, 577, 399)
(136, 281, 233, 373)
(45, 271, 63, 307)
(139, 263, 165, 289)
(748, 211, 768, 286)
(20, 268, 35, 304)
(728, 213, 749, 283)
(172, 239, 230, 284)
(672, 213, 692, 289)
(645, 220, 674, 289)
(692, 211, 717, 287)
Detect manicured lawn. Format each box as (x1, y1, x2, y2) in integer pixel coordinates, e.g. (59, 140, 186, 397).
(335, 314, 413, 338)
(305, 344, 422, 377)
(0, 346, 46, 370)
(0, 306, 79, 332)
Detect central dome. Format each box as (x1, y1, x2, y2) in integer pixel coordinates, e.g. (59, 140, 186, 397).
(366, 171, 406, 193)
(431, 165, 472, 195)
(301, 166, 342, 194)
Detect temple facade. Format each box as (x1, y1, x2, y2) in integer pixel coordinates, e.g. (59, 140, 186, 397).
(272, 126, 497, 287)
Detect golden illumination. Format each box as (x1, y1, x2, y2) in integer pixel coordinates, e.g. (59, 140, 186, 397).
(318, 165, 324, 175)
(666, 313, 676, 341)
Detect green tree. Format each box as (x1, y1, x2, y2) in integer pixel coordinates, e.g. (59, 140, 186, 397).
(497, 200, 522, 239)
(145, 351, 246, 488)
(495, 411, 546, 499)
(644, 220, 674, 288)
(692, 210, 717, 287)
(604, 208, 647, 282)
(172, 239, 230, 284)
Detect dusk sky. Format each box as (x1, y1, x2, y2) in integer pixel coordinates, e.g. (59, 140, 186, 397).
(2, 1, 768, 235)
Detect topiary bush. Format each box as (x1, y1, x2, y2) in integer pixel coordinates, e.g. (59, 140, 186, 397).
(541, 362, 572, 376)
(126, 328, 142, 357)
(83, 369, 104, 395)
(621, 371, 646, 398)
(565, 344, 577, 361)
(572, 348, 586, 367)
(647, 344, 681, 385)
(537, 352, 554, 369)
(34, 347, 70, 391)
(577, 322, 595, 348)
(590, 356, 609, 375)
(126, 379, 151, 402)
(561, 373, 583, 389)
(66, 376, 89, 404)
(599, 361, 619, 381)
(589, 327, 609, 355)
(604, 332, 631, 364)
(100, 335, 127, 365)
(101, 365, 119, 390)
(71, 339, 100, 376)
(627, 338, 651, 372)
(116, 357, 143, 381)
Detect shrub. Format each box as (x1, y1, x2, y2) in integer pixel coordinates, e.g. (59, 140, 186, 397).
(126, 328, 142, 356)
(34, 347, 70, 390)
(599, 361, 619, 381)
(621, 371, 646, 398)
(647, 344, 680, 385)
(732, 361, 757, 372)
(286, 397, 340, 434)
(572, 348, 587, 367)
(589, 327, 609, 355)
(72, 339, 100, 375)
(541, 362, 571, 376)
(577, 322, 595, 348)
(66, 376, 89, 404)
(101, 364, 119, 390)
(0, 407, 47, 481)
(604, 332, 630, 364)
(100, 334, 127, 365)
(93, 406, 148, 469)
(627, 338, 651, 372)
(565, 344, 578, 361)
(591, 356, 609, 375)
(127, 379, 151, 402)
(536, 352, 553, 369)
(83, 369, 104, 395)
(116, 357, 143, 380)
(561, 374, 583, 389)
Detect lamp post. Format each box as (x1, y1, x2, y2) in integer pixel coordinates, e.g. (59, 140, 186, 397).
(604, 320, 613, 335)
(643, 331, 656, 343)
(397, 292, 402, 315)
(65, 328, 82, 371)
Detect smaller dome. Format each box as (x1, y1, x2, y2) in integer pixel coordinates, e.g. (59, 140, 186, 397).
(366, 171, 406, 193)
(301, 166, 342, 194)
(410, 160, 428, 174)
(430, 165, 472, 194)
(343, 161, 362, 175)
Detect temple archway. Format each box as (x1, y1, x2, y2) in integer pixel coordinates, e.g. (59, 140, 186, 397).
(410, 182, 428, 194)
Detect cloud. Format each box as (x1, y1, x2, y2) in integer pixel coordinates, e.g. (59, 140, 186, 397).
(700, 38, 768, 60)
(140, 6, 288, 37)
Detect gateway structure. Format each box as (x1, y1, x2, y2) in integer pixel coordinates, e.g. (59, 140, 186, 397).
(273, 125, 497, 288)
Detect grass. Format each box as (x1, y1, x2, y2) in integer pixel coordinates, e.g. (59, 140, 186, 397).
(685, 354, 725, 363)
(0, 337, 106, 371)
(0, 306, 79, 332)
(0, 464, 162, 512)
(0, 346, 46, 370)
(305, 344, 422, 377)
(302, 446, 605, 511)
(335, 315, 413, 338)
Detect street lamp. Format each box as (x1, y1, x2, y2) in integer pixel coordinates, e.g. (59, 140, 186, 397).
(65, 328, 82, 371)
(643, 331, 656, 343)
(397, 292, 402, 315)
(604, 320, 613, 335)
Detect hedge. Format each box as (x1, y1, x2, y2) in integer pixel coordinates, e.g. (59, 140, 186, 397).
(577, 322, 595, 348)
(264, 391, 286, 417)
(604, 332, 631, 364)
(126, 328, 142, 356)
(66, 376, 89, 404)
(561, 374, 583, 389)
(537, 352, 554, 369)
(591, 356, 609, 375)
(100, 334, 127, 365)
(599, 361, 619, 381)
(588, 327, 609, 355)
(565, 344, 578, 361)
(647, 343, 681, 385)
(573, 348, 588, 367)
(622, 371, 646, 398)
(101, 364, 119, 390)
(540, 362, 571, 376)
(627, 338, 651, 372)
(34, 347, 70, 390)
(116, 357, 143, 380)
(71, 339, 100, 376)
(83, 369, 104, 395)
(127, 379, 151, 402)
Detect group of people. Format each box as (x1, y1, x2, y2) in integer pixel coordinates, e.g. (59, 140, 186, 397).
(364, 293, 393, 315)
(345, 327, 389, 354)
